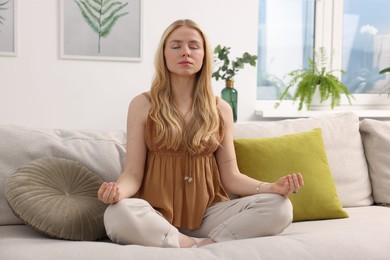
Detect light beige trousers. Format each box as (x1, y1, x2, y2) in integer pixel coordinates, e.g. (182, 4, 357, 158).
(104, 194, 293, 248)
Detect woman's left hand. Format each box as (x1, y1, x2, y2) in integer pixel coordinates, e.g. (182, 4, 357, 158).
(271, 173, 304, 196)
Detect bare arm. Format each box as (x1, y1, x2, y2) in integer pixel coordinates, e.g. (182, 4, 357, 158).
(215, 99, 304, 196)
(98, 93, 150, 204)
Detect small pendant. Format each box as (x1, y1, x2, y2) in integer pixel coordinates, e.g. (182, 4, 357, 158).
(184, 176, 193, 183)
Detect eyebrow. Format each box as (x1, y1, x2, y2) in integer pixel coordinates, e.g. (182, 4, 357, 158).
(168, 40, 202, 44)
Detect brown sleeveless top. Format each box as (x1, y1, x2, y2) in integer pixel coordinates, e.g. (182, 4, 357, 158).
(135, 93, 230, 230)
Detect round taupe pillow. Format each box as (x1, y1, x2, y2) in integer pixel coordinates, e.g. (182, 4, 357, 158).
(5, 157, 108, 241)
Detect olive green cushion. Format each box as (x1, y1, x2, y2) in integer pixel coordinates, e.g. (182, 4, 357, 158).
(5, 157, 108, 241)
(234, 128, 348, 222)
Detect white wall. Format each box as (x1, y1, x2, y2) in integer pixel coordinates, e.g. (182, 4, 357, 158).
(0, 0, 258, 130)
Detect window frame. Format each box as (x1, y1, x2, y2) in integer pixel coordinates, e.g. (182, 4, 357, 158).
(256, 0, 390, 118)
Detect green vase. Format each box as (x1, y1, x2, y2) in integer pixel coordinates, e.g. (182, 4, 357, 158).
(221, 80, 237, 122)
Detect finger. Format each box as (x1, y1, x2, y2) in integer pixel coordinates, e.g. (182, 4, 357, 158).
(108, 185, 119, 203)
(287, 176, 295, 193)
(97, 182, 108, 200)
(292, 174, 300, 191)
(297, 173, 304, 187)
(113, 186, 121, 203)
(102, 183, 115, 203)
(292, 173, 304, 194)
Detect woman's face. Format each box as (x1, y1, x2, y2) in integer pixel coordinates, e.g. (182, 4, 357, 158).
(164, 26, 205, 77)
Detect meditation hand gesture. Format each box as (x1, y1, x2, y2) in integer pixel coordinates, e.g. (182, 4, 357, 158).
(272, 173, 304, 196)
(98, 182, 123, 204)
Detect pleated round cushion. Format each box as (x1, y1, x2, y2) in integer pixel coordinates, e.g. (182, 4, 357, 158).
(5, 157, 108, 241)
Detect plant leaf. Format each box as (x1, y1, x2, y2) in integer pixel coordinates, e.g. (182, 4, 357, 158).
(212, 45, 257, 81)
(73, 0, 130, 52)
(0, 1, 9, 8)
(277, 47, 353, 110)
(74, 0, 100, 34)
(101, 2, 128, 28)
(0, 0, 8, 32)
(100, 12, 128, 37)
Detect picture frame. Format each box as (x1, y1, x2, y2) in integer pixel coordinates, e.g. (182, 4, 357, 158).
(0, 0, 17, 56)
(59, 0, 142, 62)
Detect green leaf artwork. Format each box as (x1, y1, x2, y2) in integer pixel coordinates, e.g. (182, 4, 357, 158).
(0, 0, 9, 33)
(73, 0, 129, 53)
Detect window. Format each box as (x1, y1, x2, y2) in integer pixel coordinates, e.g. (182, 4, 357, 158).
(342, 0, 390, 95)
(257, 0, 390, 112)
(257, 0, 315, 101)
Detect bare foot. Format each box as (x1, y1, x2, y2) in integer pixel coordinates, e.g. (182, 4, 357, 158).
(197, 238, 216, 247)
(178, 233, 197, 248)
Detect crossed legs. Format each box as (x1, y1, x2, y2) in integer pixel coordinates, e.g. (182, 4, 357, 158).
(104, 194, 292, 248)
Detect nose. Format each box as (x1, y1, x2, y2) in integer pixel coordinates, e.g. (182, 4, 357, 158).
(182, 45, 190, 57)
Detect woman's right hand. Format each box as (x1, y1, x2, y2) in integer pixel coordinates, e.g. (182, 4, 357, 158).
(98, 182, 123, 204)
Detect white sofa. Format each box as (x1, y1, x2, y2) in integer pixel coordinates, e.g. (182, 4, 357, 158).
(1, 112, 390, 260)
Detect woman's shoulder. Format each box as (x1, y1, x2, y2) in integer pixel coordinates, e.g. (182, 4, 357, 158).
(130, 92, 151, 106)
(127, 92, 151, 118)
(216, 97, 232, 115)
(216, 96, 234, 127)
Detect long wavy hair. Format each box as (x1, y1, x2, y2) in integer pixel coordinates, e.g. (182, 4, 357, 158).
(149, 19, 220, 154)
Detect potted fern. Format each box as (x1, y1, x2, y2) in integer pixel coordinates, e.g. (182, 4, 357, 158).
(276, 47, 353, 111)
(212, 45, 257, 122)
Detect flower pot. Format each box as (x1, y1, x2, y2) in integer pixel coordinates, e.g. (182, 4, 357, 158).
(310, 88, 332, 110)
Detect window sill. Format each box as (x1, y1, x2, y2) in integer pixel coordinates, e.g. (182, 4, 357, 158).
(255, 100, 390, 119)
(255, 109, 390, 119)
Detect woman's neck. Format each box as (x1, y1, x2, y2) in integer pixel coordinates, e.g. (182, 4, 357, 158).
(170, 76, 195, 104)
(170, 75, 195, 120)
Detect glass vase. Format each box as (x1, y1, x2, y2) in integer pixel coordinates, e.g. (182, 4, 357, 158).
(221, 80, 237, 122)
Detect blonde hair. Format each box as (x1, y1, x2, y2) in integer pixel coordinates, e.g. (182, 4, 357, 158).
(149, 19, 220, 154)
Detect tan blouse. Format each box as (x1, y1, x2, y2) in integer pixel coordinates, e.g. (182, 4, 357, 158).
(135, 93, 230, 230)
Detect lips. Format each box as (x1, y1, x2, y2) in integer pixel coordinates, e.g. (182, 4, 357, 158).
(179, 60, 193, 65)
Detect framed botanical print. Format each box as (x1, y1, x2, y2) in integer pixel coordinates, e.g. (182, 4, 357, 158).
(0, 0, 17, 56)
(59, 0, 142, 62)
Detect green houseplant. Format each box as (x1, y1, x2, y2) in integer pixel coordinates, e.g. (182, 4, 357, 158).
(379, 67, 390, 95)
(276, 47, 353, 111)
(212, 44, 257, 122)
(380, 67, 390, 74)
(212, 45, 257, 82)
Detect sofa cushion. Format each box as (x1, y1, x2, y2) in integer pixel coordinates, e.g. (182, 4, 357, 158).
(0, 124, 126, 226)
(360, 119, 390, 205)
(5, 157, 108, 241)
(234, 128, 348, 222)
(234, 112, 373, 208)
(1, 206, 390, 260)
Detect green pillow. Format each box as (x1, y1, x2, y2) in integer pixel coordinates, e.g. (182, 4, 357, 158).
(234, 128, 348, 222)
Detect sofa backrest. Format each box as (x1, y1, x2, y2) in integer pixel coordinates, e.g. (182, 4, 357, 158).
(0, 124, 126, 225)
(360, 119, 390, 206)
(233, 112, 374, 208)
(0, 112, 380, 226)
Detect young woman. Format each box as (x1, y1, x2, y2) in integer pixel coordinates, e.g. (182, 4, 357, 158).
(97, 19, 304, 248)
